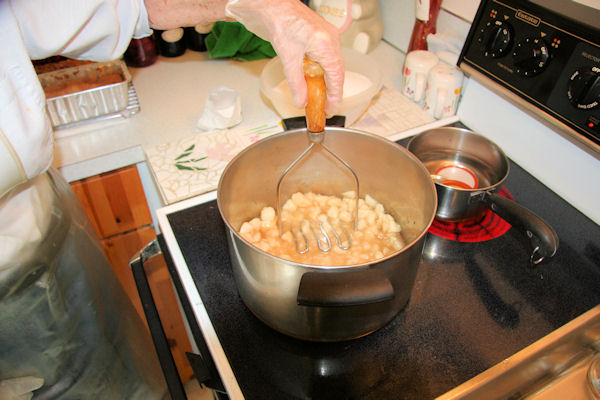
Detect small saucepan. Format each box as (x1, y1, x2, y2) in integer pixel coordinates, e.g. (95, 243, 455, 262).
(407, 127, 558, 265)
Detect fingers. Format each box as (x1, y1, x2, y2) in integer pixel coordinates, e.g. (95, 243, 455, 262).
(280, 29, 344, 116)
(228, 0, 344, 116)
(303, 25, 344, 116)
(309, 45, 344, 116)
(281, 52, 308, 110)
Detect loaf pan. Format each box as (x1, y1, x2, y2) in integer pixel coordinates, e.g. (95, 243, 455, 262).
(38, 60, 132, 128)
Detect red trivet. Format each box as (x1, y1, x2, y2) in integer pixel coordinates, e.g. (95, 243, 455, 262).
(428, 186, 513, 242)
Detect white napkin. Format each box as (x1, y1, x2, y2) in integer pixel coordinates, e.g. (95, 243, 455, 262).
(197, 86, 242, 131)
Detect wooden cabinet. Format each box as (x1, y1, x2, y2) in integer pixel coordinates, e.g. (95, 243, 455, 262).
(70, 165, 194, 383)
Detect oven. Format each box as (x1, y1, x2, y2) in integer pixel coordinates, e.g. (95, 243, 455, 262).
(131, 1, 600, 398)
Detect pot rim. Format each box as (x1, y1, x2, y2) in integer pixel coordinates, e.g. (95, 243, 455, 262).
(217, 126, 438, 269)
(407, 127, 511, 193)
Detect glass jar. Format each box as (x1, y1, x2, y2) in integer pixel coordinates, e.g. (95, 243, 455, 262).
(124, 35, 158, 67)
(407, 0, 443, 52)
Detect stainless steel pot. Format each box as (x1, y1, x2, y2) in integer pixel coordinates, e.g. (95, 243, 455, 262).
(407, 127, 559, 265)
(217, 127, 437, 341)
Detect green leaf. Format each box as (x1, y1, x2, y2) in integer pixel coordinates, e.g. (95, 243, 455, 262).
(184, 144, 195, 152)
(175, 151, 192, 160)
(175, 164, 193, 171)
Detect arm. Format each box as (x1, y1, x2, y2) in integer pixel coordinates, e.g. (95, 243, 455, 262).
(11, 0, 151, 61)
(143, 0, 344, 114)
(0, 0, 343, 197)
(1, 0, 149, 197)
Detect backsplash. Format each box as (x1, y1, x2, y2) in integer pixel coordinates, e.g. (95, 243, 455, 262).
(379, 0, 479, 53)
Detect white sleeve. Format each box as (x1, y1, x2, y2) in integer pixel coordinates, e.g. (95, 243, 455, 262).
(0, 0, 150, 197)
(11, 0, 152, 61)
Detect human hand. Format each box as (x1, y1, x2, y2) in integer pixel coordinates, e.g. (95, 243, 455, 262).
(143, 0, 344, 115)
(225, 0, 344, 116)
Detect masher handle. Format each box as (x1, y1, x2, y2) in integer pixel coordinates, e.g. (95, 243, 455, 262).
(304, 58, 326, 133)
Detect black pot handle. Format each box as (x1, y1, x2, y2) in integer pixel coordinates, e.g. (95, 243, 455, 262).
(481, 192, 559, 265)
(297, 268, 394, 307)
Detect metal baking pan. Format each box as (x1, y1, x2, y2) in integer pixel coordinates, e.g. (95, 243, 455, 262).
(38, 60, 132, 128)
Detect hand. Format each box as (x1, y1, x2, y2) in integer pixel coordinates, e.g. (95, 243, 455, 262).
(143, 0, 345, 115)
(226, 0, 344, 116)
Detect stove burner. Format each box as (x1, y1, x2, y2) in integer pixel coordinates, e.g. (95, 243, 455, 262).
(428, 187, 513, 242)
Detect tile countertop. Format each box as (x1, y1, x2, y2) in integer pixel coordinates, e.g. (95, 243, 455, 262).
(51, 41, 427, 180)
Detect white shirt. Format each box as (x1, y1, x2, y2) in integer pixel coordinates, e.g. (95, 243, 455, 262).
(0, 0, 152, 197)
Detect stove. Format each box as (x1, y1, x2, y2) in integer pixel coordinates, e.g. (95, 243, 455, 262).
(428, 187, 513, 242)
(459, 0, 600, 157)
(157, 134, 600, 399)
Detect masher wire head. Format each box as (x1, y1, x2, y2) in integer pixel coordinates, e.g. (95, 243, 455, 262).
(292, 219, 353, 254)
(276, 137, 359, 254)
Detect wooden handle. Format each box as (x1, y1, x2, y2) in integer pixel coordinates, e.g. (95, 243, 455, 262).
(303, 58, 326, 133)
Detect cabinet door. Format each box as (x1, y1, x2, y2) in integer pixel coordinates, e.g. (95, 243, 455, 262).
(70, 166, 194, 382)
(70, 165, 152, 239)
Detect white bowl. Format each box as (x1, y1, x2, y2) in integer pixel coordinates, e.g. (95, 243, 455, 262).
(260, 48, 383, 126)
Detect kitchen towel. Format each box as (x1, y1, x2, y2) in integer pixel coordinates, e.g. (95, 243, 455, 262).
(206, 22, 276, 61)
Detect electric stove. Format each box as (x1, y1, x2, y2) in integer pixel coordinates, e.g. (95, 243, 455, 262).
(156, 134, 600, 399)
(146, 1, 600, 397)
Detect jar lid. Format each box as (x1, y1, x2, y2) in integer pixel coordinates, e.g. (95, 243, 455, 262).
(161, 28, 184, 43)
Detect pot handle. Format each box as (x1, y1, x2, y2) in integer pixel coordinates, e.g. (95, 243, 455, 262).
(481, 192, 559, 265)
(297, 269, 395, 307)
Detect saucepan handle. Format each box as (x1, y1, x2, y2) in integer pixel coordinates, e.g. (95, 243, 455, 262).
(480, 192, 559, 265)
(297, 269, 395, 307)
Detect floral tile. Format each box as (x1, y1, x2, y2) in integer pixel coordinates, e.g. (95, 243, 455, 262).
(145, 122, 283, 204)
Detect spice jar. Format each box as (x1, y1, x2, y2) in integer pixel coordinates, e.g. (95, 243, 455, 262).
(124, 35, 158, 67)
(185, 23, 215, 52)
(157, 28, 186, 57)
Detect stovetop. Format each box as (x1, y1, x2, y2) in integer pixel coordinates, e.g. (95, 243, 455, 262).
(164, 138, 600, 399)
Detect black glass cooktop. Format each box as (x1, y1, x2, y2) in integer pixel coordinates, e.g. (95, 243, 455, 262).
(165, 140, 600, 399)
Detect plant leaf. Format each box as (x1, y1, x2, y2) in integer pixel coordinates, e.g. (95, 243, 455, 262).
(175, 151, 192, 160)
(175, 164, 194, 171)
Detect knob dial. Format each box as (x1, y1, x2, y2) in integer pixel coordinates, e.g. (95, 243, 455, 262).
(568, 66, 600, 109)
(512, 37, 550, 77)
(477, 21, 513, 58)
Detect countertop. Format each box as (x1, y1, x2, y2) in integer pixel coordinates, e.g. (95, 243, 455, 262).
(52, 41, 412, 183)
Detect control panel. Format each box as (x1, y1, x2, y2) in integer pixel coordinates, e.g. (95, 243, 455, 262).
(459, 0, 600, 152)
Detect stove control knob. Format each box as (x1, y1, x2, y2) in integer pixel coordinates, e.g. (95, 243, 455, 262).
(568, 66, 600, 109)
(512, 37, 550, 77)
(477, 21, 513, 58)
